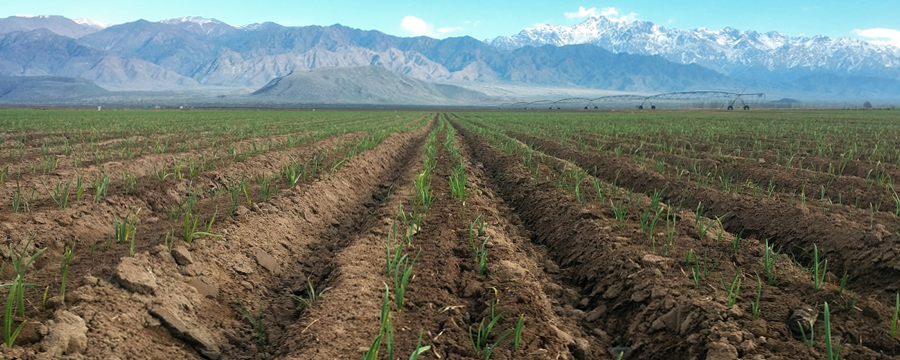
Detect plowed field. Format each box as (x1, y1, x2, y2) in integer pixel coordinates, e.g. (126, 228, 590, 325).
(2, 109, 900, 360)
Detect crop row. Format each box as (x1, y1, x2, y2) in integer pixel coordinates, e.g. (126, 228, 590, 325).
(453, 113, 898, 358)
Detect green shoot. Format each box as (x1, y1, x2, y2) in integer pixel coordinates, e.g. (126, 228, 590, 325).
(691, 255, 700, 289)
(93, 173, 109, 203)
(611, 199, 628, 231)
(476, 237, 490, 276)
(287, 276, 329, 308)
(722, 271, 742, 308)
(892, 293, 899, 338)
(59, 240, 75, 303)
(797, 320, 814, 348)
(1, 275, 38, 347)
(236, 298, 267, 358)
(409, 330, 431, 360)
(9, 234, 46, 316)
(731, 230, 743, 254)
(449, 161, 469, 203)
(813, 244, 827, 290)
(394, 251, 420, 312)
(386, 220, 404, 275)
(113, 208, 141, 256)
(824, 302, 840, 360)
(763, 239, 780, 285)
(468, 300, 508, 355)
(44, 179, 72, 209)
(183, 211, 222, 244)
(752, 274, 762, 319)
(74, 175, 84, 201)
(838, 271, 849, 296)
(513, 315, 524, 351)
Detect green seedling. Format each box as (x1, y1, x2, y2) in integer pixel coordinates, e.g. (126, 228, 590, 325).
(694, 203, 713, 240)
(364, 283, 392, 360)
(163, 226, 175, 252)
(44, 179, 72, 209)
(752, 274, 762, 319)
(838, 271, 849, 296)
(236, 298, 267, 358)
(183, 211, 222, 244)
(287, 276, 329, 308)
(2, 275, 38, 347)
(468, 301, 509, 355)
(476, 237, 490, 276)
(722, 271, 742, 308)
(113, 208, 141, 256)
(824, 302, 840, 360)
(611, 199, 628, 231)
(702, 248, 722, 278)
(385, 220, 404, 275)
(798, 320, 815, 348)
(74, 175, 84, 201)
(449, 162, 469, 203)
(59, 240, 75, 303)
(691, 256, 700, 288)
(11, 179, 28, 213)
(394, 251, 420, 312)
(513, 315, 524, 351)
(763, 239, 780, 285)
(121, 171, 137, 195)
(731, 230, 743, 254)
(892, 293, 899, 338)
(813, 244, 827, 290)
(409, 330, 432, 360)
(93, 173, 109, 203)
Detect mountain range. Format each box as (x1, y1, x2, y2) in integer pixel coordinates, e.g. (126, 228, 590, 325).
(1, 14, 898, 103)
(487, 16, 900, 86)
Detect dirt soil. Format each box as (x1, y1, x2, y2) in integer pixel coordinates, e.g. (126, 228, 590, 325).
(1, 112, 900, 360)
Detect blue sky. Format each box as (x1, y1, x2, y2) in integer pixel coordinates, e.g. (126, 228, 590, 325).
(4, 0, 899, 46)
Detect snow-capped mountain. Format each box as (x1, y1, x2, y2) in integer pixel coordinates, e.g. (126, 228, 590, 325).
(0, 15, 103, 38)
(74, 18, 108, 31)
(159, 16, 234, 36)
(487, 16, 900, 82)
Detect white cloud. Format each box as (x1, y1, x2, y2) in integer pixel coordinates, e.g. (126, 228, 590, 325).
(401, 16, 474, 38)
(853, 28, 900, 48)
(565, 6, 598, 19)
(401, 16, 436, 37)
(565, 6, 637, 22)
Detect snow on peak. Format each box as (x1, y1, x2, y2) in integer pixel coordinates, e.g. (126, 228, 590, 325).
(486, 15, 900, 78)
(161, 16, 221, 25)
(74, 18, 108, 29)
(159, 16, 233, 35)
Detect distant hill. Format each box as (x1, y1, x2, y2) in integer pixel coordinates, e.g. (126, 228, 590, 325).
(0, 15, 101, 38)
(251, 66, 489, 105)
(0, 76, 108, 102)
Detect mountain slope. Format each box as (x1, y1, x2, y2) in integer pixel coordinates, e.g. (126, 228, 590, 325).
(0, 29, 199, 89)
(0, 15, 101, 38)
(487, 16, 900, 82)
(251, 66, 489, 105)
(0, 76, 108, 102)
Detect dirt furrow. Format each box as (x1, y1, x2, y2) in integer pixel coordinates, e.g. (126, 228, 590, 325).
(509, 131, 900, 296)
(457, 121, 900, 359)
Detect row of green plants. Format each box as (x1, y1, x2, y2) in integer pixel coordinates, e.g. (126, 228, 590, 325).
(452, 114, 900, 359)
(365, 122, 444, 358)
